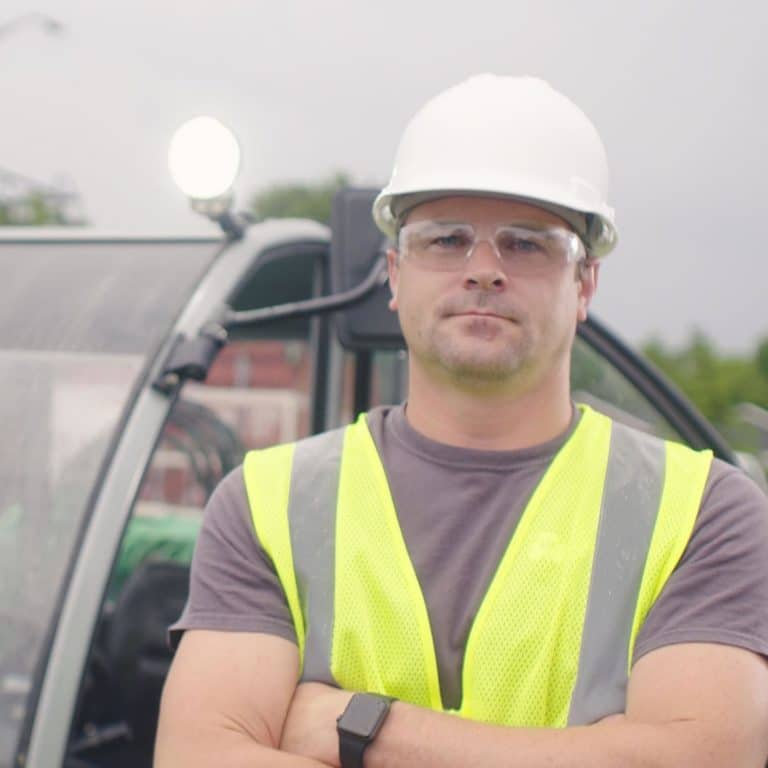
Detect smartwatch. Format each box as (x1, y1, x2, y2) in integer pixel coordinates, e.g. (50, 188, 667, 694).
(336, 692, 395, 768)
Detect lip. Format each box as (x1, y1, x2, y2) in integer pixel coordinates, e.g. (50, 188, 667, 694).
(452, 310, 510, 321)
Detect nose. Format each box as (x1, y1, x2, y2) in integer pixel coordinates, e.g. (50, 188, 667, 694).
(463, 238, 508, 292)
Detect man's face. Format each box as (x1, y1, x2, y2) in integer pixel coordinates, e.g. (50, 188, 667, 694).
(387, 195, 598, 391)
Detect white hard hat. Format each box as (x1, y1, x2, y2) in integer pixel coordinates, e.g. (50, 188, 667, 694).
(373, 74, 618, 258)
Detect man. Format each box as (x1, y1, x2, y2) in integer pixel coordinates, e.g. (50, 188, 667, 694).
(155, 75, 768, 767)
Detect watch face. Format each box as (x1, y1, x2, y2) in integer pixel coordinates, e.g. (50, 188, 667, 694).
(339, 694, 390, 738)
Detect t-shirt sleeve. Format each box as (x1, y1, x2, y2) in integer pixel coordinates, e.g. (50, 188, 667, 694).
(633, 458, 768, 664)
(168, 465, 297, 649)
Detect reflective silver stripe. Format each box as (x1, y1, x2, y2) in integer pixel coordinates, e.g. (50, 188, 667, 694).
(287, 427, 345, 684)
(568, 421, 666, 725)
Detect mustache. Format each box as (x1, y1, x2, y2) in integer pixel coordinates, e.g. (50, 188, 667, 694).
(438, 294, 524, 321)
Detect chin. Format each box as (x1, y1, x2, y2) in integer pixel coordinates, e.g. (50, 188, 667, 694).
(441, 350, 530, 382)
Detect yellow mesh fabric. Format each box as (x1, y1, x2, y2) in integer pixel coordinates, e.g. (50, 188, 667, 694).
(241, 410, 710, 729)
(331, 414, 443, 709)
(243, 444, 306, 662)
(460, 407, 612, 726)
(628, 441, 712, 669)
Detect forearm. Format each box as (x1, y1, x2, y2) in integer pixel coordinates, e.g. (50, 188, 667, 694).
(154, 722, 331, 768)
(155, 631, 326, 767)
(366, 702, 730, 768)
(282, 648, 768, 768)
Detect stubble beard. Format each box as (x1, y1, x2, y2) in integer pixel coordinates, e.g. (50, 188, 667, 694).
(417, 314, 538, 387)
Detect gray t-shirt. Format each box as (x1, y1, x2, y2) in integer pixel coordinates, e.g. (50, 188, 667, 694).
(171, 404, 768, 710)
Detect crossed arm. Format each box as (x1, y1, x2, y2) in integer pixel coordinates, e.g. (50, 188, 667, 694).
(155, 629, 768, 768)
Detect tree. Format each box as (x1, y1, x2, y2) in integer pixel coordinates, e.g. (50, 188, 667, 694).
(756, 338, 768, 379)
(0, 167, 86, 226)
(642, 333, 768, 453)
(0, 192, 73, 225)
(249, 172, 350, 225)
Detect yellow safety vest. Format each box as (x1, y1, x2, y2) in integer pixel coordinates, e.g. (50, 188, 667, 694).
(244, 406, 712, 727)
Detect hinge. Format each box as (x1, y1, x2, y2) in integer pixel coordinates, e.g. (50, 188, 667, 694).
(152, 322, 228, 394)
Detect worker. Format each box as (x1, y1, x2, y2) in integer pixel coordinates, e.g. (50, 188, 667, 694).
(155, 75, 768, 767)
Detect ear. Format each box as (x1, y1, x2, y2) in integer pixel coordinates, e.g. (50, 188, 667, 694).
(387, 247, 400, 311)
(576, 260, 599, 323)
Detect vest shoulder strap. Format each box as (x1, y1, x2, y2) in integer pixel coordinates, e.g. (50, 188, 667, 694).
(569, 413, 712, 724)
(244, 426, 346, 673)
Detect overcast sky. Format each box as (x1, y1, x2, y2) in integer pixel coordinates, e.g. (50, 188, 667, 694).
(2, 0, 766, 352)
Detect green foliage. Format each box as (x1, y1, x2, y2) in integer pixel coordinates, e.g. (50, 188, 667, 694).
(0, 191, 82, 226)
(249, 172, 350, 225)
(757, 339, 768, 379)
(641, 332, 768, 451)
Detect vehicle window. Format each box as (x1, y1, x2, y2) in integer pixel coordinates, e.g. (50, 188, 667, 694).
(571, 336, 682, 441)
(0, 240, 216, 768)
(71, 336, 314, 767)
(370, 350, 408, 408)
(336, 348, 408, 425)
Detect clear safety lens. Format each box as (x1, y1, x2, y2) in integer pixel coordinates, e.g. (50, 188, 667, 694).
(398, 221, 585, 274)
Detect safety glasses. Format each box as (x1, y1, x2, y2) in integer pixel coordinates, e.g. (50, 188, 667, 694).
(398, 220, 587, 275)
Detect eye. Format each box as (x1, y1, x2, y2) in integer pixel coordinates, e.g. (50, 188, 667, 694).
(431, 233, 470, 249)
(422, 227, 473, 251)
(497, 232, 544, 254)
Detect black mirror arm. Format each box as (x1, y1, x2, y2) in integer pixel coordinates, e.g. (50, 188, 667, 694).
(152, 257, 388, 394)
(222, 256, 388, 328)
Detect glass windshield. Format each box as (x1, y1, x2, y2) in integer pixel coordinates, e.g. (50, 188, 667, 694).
(0, 239, 217, 767)
(571, 336, 681, 440)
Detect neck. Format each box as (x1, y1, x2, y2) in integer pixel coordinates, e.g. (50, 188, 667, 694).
(405, 361, 573, 451)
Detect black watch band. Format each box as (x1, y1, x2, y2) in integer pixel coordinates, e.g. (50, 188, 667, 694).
(337, 693, 395, 768)
(338, 733, 368, 768)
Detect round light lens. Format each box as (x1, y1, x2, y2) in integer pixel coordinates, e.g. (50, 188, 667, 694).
(168, 116, 241, 200)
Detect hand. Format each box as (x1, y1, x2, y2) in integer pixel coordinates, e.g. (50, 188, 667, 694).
(280, 682, 354, 767)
